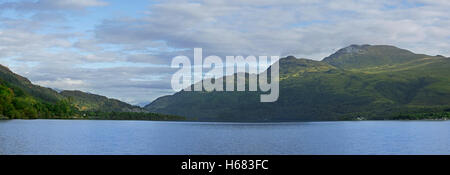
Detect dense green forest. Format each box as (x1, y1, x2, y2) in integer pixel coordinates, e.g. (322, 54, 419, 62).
(391, 112, 450, 120)
(0, 79, 186, 121)
(146, 45, 450, 121)
(0, 79, 76, 119)
(0, 64, 185, 121)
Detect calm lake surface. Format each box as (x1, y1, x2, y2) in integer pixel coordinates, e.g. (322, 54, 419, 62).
(1, 120, 450, 155)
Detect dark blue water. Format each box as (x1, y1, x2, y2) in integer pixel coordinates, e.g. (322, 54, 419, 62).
(1, 120, 450, 155)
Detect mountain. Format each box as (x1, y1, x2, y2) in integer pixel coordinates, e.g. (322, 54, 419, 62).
(0, 64, 144, 119)
(323, 45, 429, 69)
(145, 44, 450, 121)
(60, 90, 143, 112)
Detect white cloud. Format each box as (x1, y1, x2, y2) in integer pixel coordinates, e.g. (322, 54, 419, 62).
(95, 0, 450, 61)
(35, 78, 86, 90)
(52, 0, 108, 8)
(0, 0, 108, 11)
(1, 0, 450, 105)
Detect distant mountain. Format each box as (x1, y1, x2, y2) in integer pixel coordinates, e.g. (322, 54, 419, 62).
(60, 90, 143, 112)
(323, 45, 430, 69)
(0, 64, 144, 119)
(145, 45, 450, 121)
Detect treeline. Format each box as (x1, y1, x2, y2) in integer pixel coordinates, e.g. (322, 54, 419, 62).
(392, 112, 450, 120)
(84, 111, 187, 121)
(1, 80, 186, 121)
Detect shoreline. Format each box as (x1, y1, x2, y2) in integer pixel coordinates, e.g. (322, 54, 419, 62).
(2, 118, 449, 123)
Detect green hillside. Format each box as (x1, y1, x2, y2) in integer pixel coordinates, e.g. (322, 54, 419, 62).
(60, 90, 144, 112)
(0, 64, 142, 116)
(0, 64, 62, 103)
(145, 45, 450, 121)
(0, 65, 76, 119)
(0, 64, 184, 121)
(0, 77, 76, 119)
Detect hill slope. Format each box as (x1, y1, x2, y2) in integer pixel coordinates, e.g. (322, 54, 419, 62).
(0, 64, 144, 119)
(323, 45, 429, 69)
(0, 64, 62, 103)
(145, 45, 450, 121)
(60, 90, 143, 112)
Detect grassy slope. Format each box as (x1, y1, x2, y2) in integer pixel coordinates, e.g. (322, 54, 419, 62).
(145, 45, 450, 121)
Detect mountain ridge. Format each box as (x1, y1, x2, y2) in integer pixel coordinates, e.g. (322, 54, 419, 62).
(322, 44, 434, 69)
(144, 44, 450, 121)
(60, 90, 144, 112)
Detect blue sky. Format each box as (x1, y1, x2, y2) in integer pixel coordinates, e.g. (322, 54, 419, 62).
(0, 0, 449, 106)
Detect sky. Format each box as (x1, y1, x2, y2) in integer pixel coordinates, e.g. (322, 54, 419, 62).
(0, 0, 449, 106)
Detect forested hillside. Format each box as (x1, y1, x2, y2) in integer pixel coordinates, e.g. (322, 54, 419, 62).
(145, 45, 450, 121)
(0, 64, 185, 121)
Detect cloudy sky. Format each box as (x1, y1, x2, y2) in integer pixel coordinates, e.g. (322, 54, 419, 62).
(0, 0, 449, 106)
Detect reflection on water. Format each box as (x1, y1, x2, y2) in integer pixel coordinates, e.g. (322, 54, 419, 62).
(1, 120, 450, 155)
